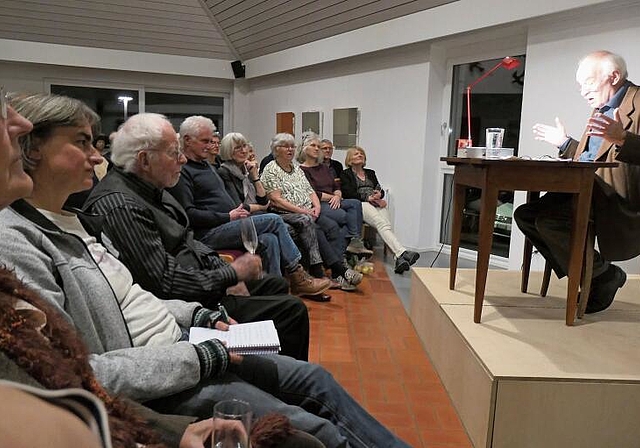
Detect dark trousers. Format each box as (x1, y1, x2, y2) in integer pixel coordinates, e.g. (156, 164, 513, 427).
(219, 275, 310, 361)
(513, 192, 607, 279)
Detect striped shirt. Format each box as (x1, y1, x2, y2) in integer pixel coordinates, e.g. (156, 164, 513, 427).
(84, 168, 237, 302)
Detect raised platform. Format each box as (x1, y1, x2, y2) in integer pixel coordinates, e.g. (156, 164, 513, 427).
(409, 268, 640, 448)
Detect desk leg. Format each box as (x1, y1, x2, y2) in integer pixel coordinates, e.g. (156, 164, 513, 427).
(566, 177, 594, 325)
(449, 182, 465, 290)
(474, 186, 499, 323)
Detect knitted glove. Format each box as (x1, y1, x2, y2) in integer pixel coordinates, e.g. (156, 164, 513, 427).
(193, 339, 230, 379)
(192, 307, 224, 328)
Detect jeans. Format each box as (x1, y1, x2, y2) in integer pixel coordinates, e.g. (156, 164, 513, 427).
(319, 199, 363, 239)
(316, 214, 346, 257)
(200, 213, 302, 275)
(361, 202, 406, 257)
(146, 355, 411, 448)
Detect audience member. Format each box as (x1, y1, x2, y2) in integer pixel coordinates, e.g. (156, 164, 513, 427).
(218, 132, 331, 299)
(341, 146, 420, 274)
(207, 130, 222, 169)
(168, 116, 329, 295)
(298, 133, 371, 257)
(0, 93, 411, 448)
(80, 113, 309, 360)
(262, 133, 363, 291)
(518, 50, 639, 313)
(320, 139, 343, 180)
(0, 90, 211, 448)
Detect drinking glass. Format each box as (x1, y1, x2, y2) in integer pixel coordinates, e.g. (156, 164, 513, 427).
(485, 127, 505, 158)
(213, 399, 252, 448)
(240, 217, 258, 254)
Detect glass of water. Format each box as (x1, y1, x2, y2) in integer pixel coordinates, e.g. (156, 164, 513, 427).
(213, 399, 252, 448)
(240, 217, 258, 254)
(485, 128, 505, 158)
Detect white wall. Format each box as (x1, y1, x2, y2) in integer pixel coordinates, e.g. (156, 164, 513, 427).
(508, 0, 640, 273)
(234, 46, 432, 251)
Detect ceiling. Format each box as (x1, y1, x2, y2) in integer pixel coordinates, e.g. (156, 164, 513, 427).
(0, 0, 457, 62)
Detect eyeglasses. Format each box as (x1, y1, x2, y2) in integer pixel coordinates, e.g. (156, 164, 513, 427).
(233, 143, 248, 152)
(146, 145, 184, 161)
(277, 144, 295, 150)
(1, 86, 7, 120)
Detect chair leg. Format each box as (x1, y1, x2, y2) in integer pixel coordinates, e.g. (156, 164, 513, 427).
(540, 262, 552, 297)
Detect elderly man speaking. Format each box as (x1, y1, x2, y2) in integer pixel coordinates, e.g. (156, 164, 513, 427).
(515, 50, 640, 314)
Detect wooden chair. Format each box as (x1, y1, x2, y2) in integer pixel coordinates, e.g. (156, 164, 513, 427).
(362, 223, 390, 259)
(521, 220, 595, 319)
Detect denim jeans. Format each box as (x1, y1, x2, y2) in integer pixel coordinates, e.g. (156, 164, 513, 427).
(320, 199, 363, 239)
(199, 213, 302, 275)
(316, 214, 347, 257)
(146, 355, 411, 448)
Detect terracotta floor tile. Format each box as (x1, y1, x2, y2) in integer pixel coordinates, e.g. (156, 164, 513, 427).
(307, 263, 471, 448)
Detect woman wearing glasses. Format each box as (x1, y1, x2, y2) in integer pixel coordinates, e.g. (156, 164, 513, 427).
(262, 133, 363, 291)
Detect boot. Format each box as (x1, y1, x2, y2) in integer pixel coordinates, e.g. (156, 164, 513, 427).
(288, 265, 331, 296)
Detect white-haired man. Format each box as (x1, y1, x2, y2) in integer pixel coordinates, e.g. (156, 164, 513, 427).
(516, 50, 640, 313)
(168, 116, 330, 299)
(83, 113, 311, 361)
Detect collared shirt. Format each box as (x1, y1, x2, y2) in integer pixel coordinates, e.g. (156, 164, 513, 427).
(580, 80, 632, 161)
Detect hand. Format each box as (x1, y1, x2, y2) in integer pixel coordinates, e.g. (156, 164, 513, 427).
(214, 316, 238, 331)
(230, 254, 262, 281)
(328, 194, 341, 209)
(230, 353, 244, 364)
(533, 117, 568, 147)
(587, 109, 627, 146)
(311, 206, 321, 219)
(179, 418, 214, 448)
(245, 160, 259, 176)
(229, 204, 250, 221)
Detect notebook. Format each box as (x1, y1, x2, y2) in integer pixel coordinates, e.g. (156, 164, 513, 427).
(189, 320, 281, 355)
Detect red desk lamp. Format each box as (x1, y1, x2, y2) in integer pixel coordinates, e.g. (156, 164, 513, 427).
(465, 56, 521, 147)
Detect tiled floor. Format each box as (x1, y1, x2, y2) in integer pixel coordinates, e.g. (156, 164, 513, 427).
(306, 253, 473, 448)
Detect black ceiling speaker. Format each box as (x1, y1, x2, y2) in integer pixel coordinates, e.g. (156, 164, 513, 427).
(231, 60, 245, 79)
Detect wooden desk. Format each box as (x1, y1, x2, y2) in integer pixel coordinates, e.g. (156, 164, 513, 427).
(441, 157, 617, 326)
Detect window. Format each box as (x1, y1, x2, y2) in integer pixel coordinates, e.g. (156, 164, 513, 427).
(51, 85, 139, 137)
(441, 55, 526, 257)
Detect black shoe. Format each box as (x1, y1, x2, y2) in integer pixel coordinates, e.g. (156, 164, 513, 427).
(585, 265, 626, 314)
(301, 293, 332, 302)
(402, 251, 420, 266)
(394, 257, 410, 274)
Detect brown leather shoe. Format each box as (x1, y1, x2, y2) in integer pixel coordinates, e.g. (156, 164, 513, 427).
(288, 265, 331, 296)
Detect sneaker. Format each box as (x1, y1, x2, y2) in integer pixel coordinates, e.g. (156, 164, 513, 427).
(401, 251, 420, 266)
(334, 275, 357, 291)
(344, 268, 363, 286)
(346, 237, 374, 256)
(288, 265, 331, 296)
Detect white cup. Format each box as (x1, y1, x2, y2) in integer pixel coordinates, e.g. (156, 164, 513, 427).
(485, 128, 505, 158)
(213, 399, 252, 448)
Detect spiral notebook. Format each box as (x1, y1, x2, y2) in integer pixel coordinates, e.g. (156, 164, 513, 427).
(188, 320, 281, 355)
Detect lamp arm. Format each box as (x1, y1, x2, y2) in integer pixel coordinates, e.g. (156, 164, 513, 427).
(464, 60, 514, 146)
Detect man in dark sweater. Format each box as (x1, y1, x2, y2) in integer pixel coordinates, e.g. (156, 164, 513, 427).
(167, 116, 330, 298)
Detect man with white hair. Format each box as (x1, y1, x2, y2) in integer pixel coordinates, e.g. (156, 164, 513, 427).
(516, 50, 640, 313)
(168, 116, 330, 298)
(83, 113, 311, 361)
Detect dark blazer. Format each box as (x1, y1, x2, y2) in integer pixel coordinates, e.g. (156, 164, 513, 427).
(563, 83, 640, 260)
(340, 168, 385, 202)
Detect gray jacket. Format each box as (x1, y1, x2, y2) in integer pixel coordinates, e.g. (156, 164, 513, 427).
(0, 200, 202, 402)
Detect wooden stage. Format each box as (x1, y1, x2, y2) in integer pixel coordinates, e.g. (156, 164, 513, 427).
(409, 267, 640, 448)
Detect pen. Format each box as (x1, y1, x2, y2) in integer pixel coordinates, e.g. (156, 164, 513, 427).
(218, 303, 230, 324)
